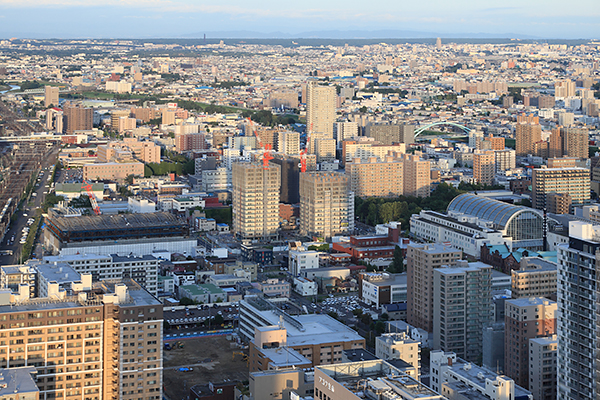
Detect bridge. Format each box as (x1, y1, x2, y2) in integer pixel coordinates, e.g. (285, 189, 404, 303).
(414, 121, 471, 137)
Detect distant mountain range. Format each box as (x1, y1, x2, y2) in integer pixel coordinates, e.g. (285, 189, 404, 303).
(183, 29, 541, 40)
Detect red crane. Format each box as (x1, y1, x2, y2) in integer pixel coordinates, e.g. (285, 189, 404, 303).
(299, 123, 313, 173)
(81, 180, 101, 215)
(247, 117, 273, 170)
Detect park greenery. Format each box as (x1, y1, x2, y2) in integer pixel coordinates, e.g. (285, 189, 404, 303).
(354, 182, 505, 228)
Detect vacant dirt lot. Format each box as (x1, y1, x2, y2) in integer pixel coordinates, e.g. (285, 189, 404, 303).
(163, 335, 249, 400)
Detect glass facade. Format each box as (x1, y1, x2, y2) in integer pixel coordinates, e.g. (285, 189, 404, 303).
(447, 194, 543, 241)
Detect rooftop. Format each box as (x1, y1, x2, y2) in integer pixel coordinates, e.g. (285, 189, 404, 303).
(317, 360, 442, 400)
(408, 242, 461, 254)
(181, 283, 224, 295)
(243, 298, 363, 346)
(505, 297, 555, 308)
(34, 261, 81, 283)
(48, 211, 186, 233)
(0, 367, 38, 396)
(448, 193, 541, 230)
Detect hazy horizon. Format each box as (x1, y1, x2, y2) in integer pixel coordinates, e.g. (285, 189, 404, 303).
(0, 0, 598, 40)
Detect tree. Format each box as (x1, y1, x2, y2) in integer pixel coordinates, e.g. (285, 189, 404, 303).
(374, 321, 386, 334)
(213, 314, 224, 325)
(179, 297, 196, 306)
(387, 245, 405, 273)
(124, 174, 135, 185)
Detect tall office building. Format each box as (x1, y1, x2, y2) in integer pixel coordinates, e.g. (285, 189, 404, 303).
(402, 154, 431, 198)
(473, 150, 496, 185)
(232, 162, 281, 240)
(44, 85, 59, 108)
(433, 263, 492, 362)
(557, 221, 599, 399)
(346, 155, 403, 198)
(407, 243, 461, 332)
(515, 123, 542, 156)
(504, 297, 557, 388)
(306, 81, 336, 153)
(299, 171, 353, 239)
(63, 105, 93, 134)
(531, 166, 590, 210)
(0, 279, 163, 400)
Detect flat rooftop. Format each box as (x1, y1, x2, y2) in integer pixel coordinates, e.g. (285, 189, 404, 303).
(318, 360, 442, 399)
(48, 211, 185, 233)
(35, 262, 81, 283)
(450, 359, 532, 399)
(243, 299, 363, 346)
(408, 243, 461, 254)
(0, 366, 38, 396)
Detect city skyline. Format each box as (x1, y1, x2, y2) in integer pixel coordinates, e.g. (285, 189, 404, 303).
(0, 0, 598, 39)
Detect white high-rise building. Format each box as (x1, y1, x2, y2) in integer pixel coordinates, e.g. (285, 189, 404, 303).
(277, 131, 300, 155)
(557, 221, 599, 399)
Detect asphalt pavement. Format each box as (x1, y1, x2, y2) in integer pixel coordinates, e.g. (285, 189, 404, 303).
(0, 156, 56, 265)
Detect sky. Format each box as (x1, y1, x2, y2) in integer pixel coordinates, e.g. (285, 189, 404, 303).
(0, 0, 598, 39)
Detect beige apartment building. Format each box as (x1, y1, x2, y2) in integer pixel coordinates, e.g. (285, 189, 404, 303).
(44, 85, 59, 108)
(346, 155, 403, 198)
(531, 166, 590, 210)
(402, 154, 431, 198)
(83, 161, 144, 181)
(63, 105, 93, 134)
(299, 171, 353, 239)
(406, 243, 461, 332)
(473, 150, 495, 185)
(548, 127, 589, 159)
(515, 123, 542, 156)
(110, 110, 131, 131)
(504, 298, 557, 389)
(0, 279, 163, 400)
(277, 131, 300, 155)
(375, 332, 421, 377)
(511, 258, 557, 299)
(342, 141, 406, 165)
(232, 162, 281, 240)
(99, 139, 160, 164)
(306, 81, 335, 153)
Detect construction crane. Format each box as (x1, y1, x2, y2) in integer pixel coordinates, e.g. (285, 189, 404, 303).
(81, 180, 101, 215)
(247, 117, 273, 170)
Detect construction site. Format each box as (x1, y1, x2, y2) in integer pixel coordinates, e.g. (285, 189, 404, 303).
(163, 335, 249, 400)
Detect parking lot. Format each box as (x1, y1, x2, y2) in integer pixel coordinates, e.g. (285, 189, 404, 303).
(317, 295, 379, 319)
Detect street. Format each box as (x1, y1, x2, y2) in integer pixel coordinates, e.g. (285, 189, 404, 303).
(0, 152, 57, 265)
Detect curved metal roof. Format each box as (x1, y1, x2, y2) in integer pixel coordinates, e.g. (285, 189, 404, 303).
(447, 193, 539, 229)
